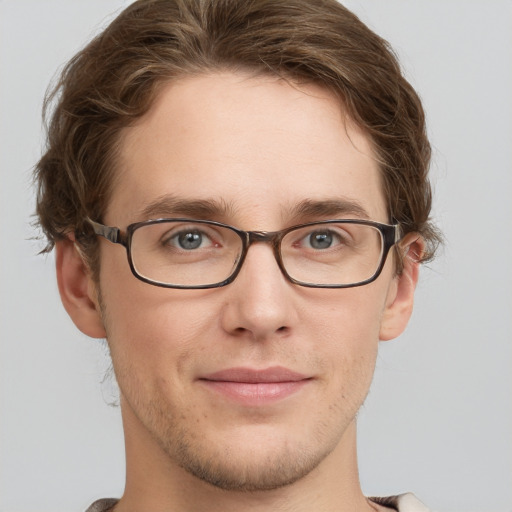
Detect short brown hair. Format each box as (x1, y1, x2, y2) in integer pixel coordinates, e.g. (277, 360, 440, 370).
(35, 0, 440, 273)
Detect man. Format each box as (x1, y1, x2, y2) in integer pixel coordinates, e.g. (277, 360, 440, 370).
(34, 0, 440, 510)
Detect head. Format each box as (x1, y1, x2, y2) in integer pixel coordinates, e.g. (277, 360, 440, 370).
(35, 0, 440, 496)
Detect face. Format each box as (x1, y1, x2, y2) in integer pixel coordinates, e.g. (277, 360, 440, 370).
(63, 72, 417, 492)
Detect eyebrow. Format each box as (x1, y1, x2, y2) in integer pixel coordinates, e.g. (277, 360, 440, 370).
(288, 198, 371, 222)
(133, 195, 371, 224)
(135, 195, 235, 221)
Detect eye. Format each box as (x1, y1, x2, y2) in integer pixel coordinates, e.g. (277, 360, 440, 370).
(165, 229, 214, 250)
(302, 229, 343, 250)
(307, 230, 335, 249)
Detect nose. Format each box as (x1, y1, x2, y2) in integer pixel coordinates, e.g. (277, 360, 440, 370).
(219, 242, 299, 342)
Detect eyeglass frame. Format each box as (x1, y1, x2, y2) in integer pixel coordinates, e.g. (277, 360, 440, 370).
(85, 217, 402, 289)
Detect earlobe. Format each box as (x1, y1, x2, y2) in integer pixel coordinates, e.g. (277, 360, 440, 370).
(56, 237, 107, 339)
(379, 234, 424, 341)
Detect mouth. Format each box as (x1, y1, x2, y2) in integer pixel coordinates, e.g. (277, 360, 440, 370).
(198, 366, 312, 405)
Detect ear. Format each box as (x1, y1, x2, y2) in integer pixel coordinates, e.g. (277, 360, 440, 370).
(379, 234, 424, 341)
(55, 237, 107, 338)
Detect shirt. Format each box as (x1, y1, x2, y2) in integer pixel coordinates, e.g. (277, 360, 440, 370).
(85, 492, 430, 511)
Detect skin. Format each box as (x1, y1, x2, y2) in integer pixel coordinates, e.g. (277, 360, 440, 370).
(56, 72, 422, 512)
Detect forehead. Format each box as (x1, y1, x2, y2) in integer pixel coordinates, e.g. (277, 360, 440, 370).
(109, 72, 386, 227)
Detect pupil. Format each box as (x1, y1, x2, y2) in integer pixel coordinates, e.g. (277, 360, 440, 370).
(310, 231, 332, 249)
(178, 231, 202, 250)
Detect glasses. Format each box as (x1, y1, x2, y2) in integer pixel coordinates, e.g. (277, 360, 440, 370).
(87, 218, 401, 289)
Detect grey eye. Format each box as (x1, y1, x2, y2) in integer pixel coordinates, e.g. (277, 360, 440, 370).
(308, 231, 334, 249)
(176, 231, 204, 250)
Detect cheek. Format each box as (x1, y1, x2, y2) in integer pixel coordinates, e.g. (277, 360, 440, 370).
(100, 288, 220, 429)
(318, 324, 379, 424)
(308, 285, 387, 391)
(98, 267, 219, 381)
(310, 282, 387, 345)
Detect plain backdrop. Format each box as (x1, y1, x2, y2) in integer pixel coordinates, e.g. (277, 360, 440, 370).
(1, 1, 511, 511)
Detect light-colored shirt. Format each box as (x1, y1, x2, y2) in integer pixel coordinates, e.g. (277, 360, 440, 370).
(85, 492, 431, 511)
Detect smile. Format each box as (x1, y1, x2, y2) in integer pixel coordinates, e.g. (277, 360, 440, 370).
(199, 367, 312, 405)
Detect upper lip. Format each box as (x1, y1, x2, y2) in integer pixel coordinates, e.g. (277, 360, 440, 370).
(201, 366, 310, 383)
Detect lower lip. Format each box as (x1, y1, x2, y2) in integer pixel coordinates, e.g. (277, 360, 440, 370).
(200, 380, 310, 405)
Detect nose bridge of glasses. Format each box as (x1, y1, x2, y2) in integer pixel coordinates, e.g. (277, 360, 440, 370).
(241, 230, 286, 275)
(247, 230, 283, 251)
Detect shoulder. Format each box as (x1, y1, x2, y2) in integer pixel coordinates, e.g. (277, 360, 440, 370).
(371, 493, 432, 512)
(84, 498, 119, 512)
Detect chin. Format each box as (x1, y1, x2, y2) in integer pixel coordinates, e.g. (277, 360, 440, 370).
(144, 410, 348, 492)
(169, 435, 331, 492)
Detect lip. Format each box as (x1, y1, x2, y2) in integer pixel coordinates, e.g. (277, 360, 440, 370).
(199, 366, 312, 405)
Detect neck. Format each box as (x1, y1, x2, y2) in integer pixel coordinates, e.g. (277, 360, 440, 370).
(115, 399, 373, 512)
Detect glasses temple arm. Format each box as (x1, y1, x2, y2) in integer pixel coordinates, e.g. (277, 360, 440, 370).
(86, 218, 122, 244)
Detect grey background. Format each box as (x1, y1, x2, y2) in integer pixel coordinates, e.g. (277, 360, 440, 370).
(1, 1, 511, 511)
